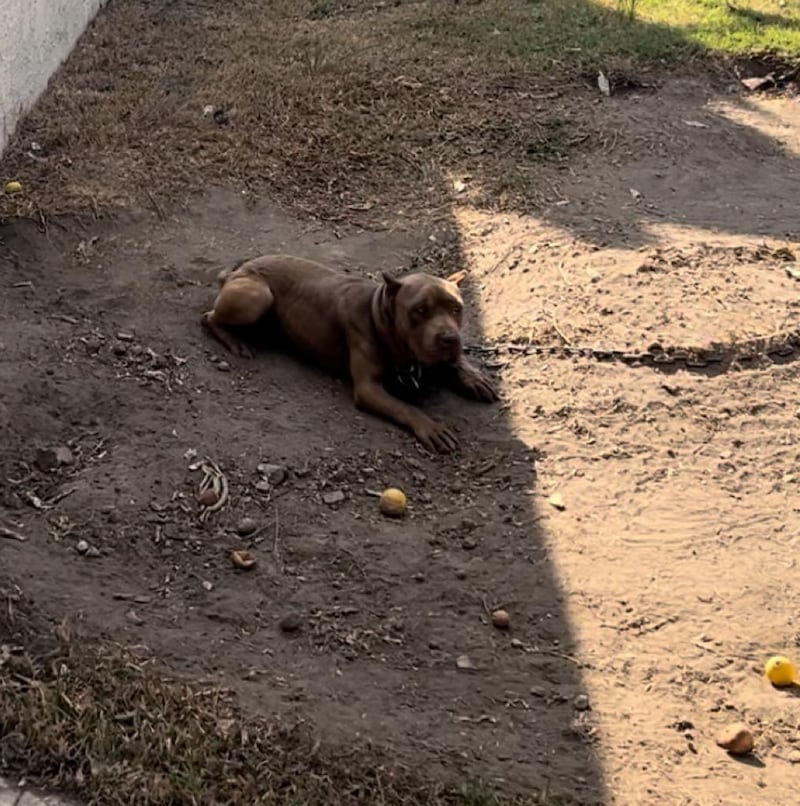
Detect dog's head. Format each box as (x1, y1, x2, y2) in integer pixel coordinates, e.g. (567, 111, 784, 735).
(381, 270, 468, 366)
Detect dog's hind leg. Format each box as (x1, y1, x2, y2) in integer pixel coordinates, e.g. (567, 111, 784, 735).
(201, 276, 274, 358)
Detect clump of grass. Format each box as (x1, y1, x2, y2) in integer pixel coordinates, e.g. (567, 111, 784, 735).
(0, 637, 521, 806)
(616, 0, 639, 22)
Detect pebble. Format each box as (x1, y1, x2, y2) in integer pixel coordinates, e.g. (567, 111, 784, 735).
(86, 546, 101, 558)
(456, 654, 476, 671)
(217, 361, 231, 372)
(455, 569, 467, 580)
(126, 608, 144, 625)
(254, 480, 271, 493)
(236, 517, 258, 536)
(76, 539, 90, 555)
(573, 694, 591, 711)
(411, 572, 425, 583)
(35, 445, 73, 471)
(461, 537, 478, 551)
(111, 341, 128, 356)
(279, 613, 303, 633)
(716, 722, 754, 756)
(83, 337, 102, 354)
(322, 490, 345, 505)
(491, 609, 511, 630)
(257, 463, 287, 485)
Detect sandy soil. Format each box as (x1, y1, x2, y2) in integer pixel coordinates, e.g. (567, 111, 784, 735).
(2, 2, 800, 804)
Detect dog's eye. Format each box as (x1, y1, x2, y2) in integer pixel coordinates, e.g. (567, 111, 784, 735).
(452, 303, 463, 316)
(412, 304, 428, 318)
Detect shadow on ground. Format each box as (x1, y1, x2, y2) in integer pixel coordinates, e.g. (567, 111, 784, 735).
(1, 204, 604, 803)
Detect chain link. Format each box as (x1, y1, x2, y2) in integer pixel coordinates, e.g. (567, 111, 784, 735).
(468, 329, 800, 370)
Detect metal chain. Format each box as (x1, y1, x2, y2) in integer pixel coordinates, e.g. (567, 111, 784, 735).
(467, 328, 800, 370)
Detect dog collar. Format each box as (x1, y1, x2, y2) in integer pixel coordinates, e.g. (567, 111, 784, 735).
(394, 362, 423, 391)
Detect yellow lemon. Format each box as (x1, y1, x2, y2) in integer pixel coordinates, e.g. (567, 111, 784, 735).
(765, 655, 796, 687)
(379, 487, 407, 518)
(4, 180, 23, 194)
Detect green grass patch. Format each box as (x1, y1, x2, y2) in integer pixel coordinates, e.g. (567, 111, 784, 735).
(405, 0, 800, 70)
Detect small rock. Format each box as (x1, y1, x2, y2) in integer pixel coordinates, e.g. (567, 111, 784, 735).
(716, 722, 754, 756)
(86, 546, 101, 558)
(257, 463, 288, 486)
(111, 341, 128, 356)
(491, 609, 511, 630)
(35, 446, 73, 471)
(202, 580, 214, 591)
(254, 480, 271, 493)
(510, 638, 524, 649)
(461, 537, 478, 550)
(412, 572, 425, 583)
(573, 694, 591, 712)
(529, 686, 547, 698)
(428, 639, 441, 650)
(76, 539, 90, 555)
(322, 490, 345, 505)
(117, 331, 135, 342)
(279, 613, 303, 633)
(83, 337, 102, 354)
(106, 509, 121, 524)
(217, 361, 231, 372)
(456, 654, 477, 671)
(548, 492, 566, 510)
(55, 446, 74, 465)
(125, 609, 144, 625)
(236, 517, 258, 537)
(455, 569, 467, 580)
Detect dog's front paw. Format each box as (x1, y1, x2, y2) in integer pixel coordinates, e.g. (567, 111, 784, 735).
(457, 366, 499, 403)
(413, 416, 459, 454)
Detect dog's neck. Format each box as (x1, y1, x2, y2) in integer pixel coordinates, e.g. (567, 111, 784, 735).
(370, 284, 414, 365)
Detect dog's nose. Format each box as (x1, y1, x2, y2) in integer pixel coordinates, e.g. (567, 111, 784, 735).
(436, 331, 461, 349)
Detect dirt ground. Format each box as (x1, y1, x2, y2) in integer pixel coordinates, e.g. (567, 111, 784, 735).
(3, 2, 800, 805)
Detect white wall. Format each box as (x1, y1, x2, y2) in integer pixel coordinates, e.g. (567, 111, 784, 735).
(0, 0, 105, 155)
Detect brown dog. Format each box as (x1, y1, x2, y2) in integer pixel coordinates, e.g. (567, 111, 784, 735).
(201, 255, 498, 452)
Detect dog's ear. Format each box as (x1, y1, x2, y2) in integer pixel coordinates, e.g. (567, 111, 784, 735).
(446, 269, 467, 286)
(381, 271, 402, 297)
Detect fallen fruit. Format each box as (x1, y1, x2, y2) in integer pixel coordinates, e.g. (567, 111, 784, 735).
(765, 655, 796, 687)
(231, 549, 256, 570)
(4, 180, 23, 194)
(197, 488, 218, 507)
(491, 609, 510, 630)
(379, 487, 408, 518)
(716, 722, 754, 756)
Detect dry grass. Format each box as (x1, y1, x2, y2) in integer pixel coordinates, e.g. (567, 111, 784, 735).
(1, 2, 797, 225)
(0, 626, 515, 806)
(0, 0, 598, 223)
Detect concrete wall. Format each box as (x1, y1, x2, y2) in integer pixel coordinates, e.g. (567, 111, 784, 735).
(0, 0, 105, 155)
